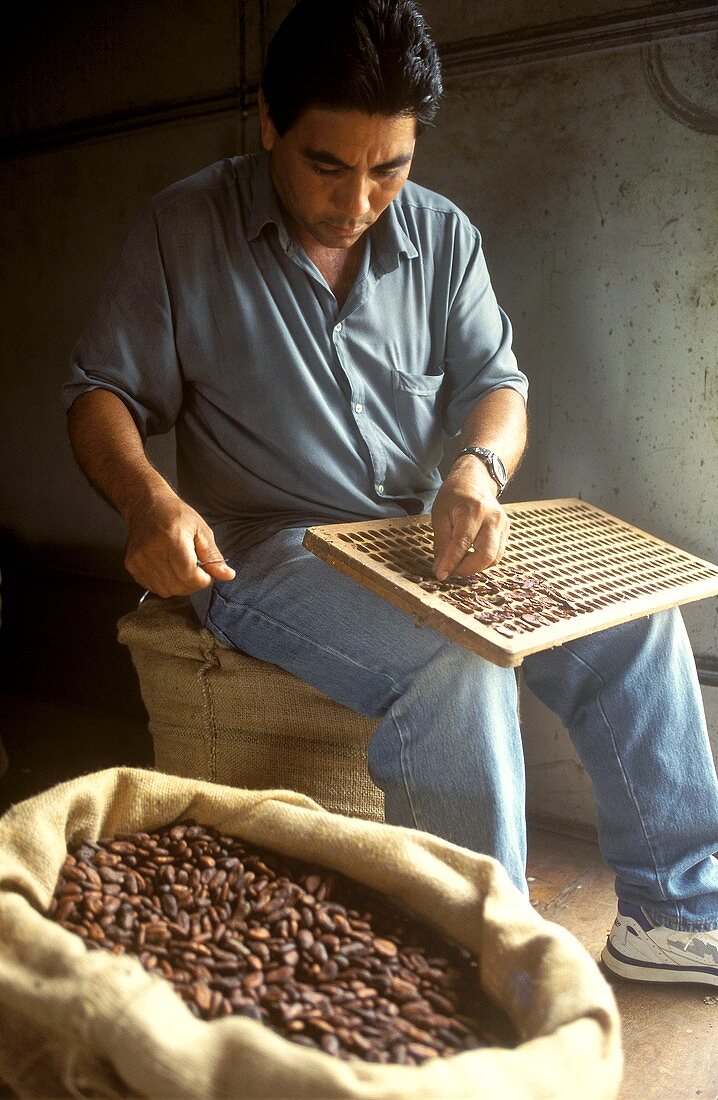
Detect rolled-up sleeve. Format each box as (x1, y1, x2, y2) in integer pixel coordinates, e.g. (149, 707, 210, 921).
(440, 225, 528, 438)
(62, 204, 183, 440)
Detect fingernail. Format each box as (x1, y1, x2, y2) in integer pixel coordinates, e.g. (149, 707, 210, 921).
(436, 568, 448, 581)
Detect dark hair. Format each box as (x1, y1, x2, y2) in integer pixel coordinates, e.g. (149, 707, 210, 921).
(261, 0, 443, 135)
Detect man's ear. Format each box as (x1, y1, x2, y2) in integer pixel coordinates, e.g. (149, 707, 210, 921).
(258, 91, 277, 151)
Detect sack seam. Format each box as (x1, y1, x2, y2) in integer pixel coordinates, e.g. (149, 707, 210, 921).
(198, 628, 220, 782)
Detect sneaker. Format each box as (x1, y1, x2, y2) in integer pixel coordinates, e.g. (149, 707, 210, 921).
(601, 900, 718, 986)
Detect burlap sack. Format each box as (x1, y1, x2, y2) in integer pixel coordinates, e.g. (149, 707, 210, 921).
(0, 768, 622, 1099)
(118, 597, 384, 820)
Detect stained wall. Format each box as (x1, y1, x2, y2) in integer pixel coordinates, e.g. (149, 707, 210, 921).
(1, 2, 716, 825)
(413, 8, 718, 827)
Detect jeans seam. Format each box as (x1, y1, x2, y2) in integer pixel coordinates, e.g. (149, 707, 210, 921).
(564, 640, 675, 916)
(210, 591, 401, 696)
(390, 709, 422, 832)
(640, 911, 718, 933)
(204, 611, 238, 652)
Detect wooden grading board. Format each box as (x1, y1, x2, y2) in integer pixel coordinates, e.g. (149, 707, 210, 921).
(303, 499, 718, 667)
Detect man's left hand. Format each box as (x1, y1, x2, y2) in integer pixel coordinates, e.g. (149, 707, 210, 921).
(431, 458, 509, 580)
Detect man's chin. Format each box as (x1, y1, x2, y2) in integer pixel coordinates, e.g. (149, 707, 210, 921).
(315, 223, 370, 248)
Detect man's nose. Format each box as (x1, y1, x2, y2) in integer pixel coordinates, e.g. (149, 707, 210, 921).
(334, 173, 371, 220)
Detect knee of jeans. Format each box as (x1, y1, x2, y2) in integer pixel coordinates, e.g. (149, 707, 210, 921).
(590, 608, 689, 675)
(523, 607, 690, 718)
(406, 639, 519, 706)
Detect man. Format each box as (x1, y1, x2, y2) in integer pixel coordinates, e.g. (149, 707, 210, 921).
(64, 0, 718, 986)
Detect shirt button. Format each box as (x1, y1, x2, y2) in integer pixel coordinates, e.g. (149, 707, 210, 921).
(376, 484, 385, 495)
(354, 402, 363, 414)
(334, 322, 343, 332)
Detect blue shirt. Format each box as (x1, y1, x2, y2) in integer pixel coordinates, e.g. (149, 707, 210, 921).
(64, 150, 528, 567)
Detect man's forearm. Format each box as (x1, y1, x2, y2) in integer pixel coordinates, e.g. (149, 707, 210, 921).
(432, 388, 527, 579)
(67, 389, 176, 522)
(451, 387, 528, 485)
(67, 389, 235, 596)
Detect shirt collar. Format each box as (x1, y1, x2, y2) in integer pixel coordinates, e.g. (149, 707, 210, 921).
(246, 149, 418, 269)
(246, 150, 292, 249)
(370, 196, 419, 274)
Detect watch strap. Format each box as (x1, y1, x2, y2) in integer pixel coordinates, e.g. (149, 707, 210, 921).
(452, 447, 507, 496)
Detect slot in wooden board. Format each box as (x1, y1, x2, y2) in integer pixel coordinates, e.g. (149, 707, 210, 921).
(303, 499, 718, 667)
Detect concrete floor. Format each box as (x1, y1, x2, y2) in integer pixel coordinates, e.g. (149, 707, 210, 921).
(0, 693, 716, 1099)
(528, 828, 718, 1100)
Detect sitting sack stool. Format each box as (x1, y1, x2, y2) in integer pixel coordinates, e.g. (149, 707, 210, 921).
(117, 596, 384, 821)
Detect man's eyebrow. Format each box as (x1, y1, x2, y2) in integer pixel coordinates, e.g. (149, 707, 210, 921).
(301, 147, 413, 170)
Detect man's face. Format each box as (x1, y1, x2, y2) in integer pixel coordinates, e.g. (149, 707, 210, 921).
(260, 101, 417, 252)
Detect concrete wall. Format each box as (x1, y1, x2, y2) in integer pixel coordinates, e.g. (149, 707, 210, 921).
(1, 2, 716, 826)
(413, 11, 718, 829)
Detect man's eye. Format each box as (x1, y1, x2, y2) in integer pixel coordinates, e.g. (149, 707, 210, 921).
(313, 164, 342, 176)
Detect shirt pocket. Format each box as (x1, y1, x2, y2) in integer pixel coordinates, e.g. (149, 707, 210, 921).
(391, 368, 444, 473)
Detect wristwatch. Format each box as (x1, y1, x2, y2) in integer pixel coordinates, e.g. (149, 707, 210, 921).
(452, 447, 508, 497)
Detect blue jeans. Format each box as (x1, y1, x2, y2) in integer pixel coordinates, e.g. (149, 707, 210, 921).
(206, 527, 718, 931)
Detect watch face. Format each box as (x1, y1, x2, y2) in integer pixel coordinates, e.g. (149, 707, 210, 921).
(492, 453, 507, 484)
(456, 448, 507, 492)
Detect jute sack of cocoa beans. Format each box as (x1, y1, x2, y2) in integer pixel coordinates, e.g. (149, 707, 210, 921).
(0, 767, 622, 1099)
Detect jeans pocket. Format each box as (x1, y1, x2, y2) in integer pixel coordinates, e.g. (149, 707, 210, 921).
(211, 528, 309, 607)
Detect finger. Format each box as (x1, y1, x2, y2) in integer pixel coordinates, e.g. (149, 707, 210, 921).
(194, 528, 236, 580)
(493, 515, 511, 566)
(197, 559, 236, 582)
(430, 501, 454, 575)
(455, 511, 507, 575)
(128, 564, 184, 598)
(433, 516, 479, 580)
(141, 533, 213, 595)
(160, 530, 210, 590)
(124, 516, 229, 596)
(125, 546, 183, 597)
(449, 544, 482, 578)
(137, 550, 202, 596)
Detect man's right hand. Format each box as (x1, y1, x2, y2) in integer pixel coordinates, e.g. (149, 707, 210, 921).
(124, 490, 236, 597)
(67, 390, 236, 596)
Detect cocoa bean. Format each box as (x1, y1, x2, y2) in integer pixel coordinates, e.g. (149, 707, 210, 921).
(46, 821, 515, 1063)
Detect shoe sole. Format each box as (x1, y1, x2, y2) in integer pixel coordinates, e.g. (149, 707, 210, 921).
(601, 941, 718, 987)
